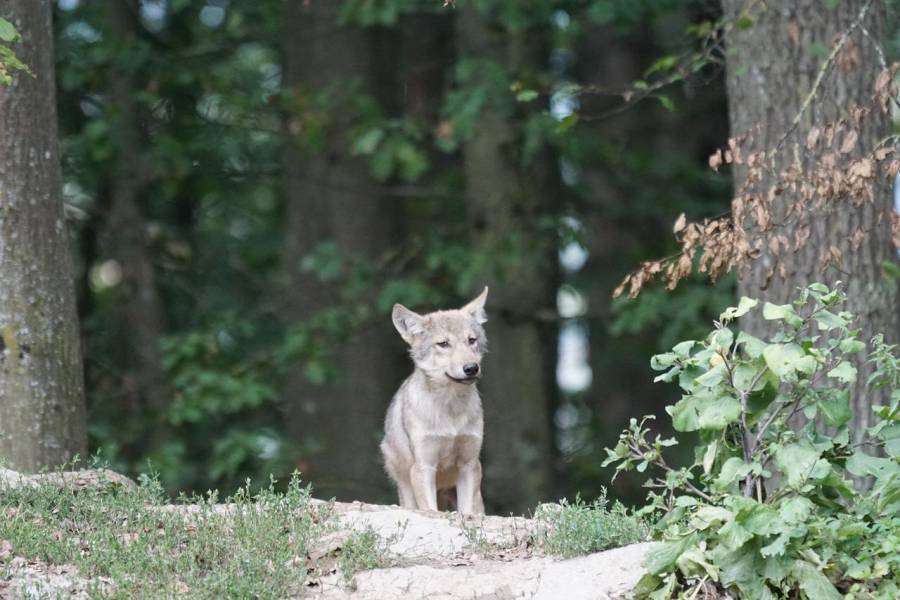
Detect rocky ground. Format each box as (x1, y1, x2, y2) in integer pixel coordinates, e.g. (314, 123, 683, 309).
(0, 468, 652, 599)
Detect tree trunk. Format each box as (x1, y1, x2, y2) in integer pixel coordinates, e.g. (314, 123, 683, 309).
(457, 6, 557, 514)
(723, 0, 899, 442)
(0, 1, 87, 471)
(102, 0, 171, 442)
(281, 1, 402, 502)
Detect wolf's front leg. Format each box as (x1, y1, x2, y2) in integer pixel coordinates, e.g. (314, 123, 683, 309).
(456, 460, 483, 515)
(410, 464, 438, 511)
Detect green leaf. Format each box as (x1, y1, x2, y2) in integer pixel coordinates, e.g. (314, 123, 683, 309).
(763, 343, 816, 379)
(813, 310, 848, 331)
(762, 303, 803, 327)
(715, 542, 767, 598)
(697, 396, 741, 430)
(352, 128, 384, 155)
(656, 94, 675, 112)
(775, 442, 829, 488)
(676, 547, 719, 580)
(847, 451, 900, 479)
(714, 457, 751, 491)
(0, 17, 18, 42)
(645, 536, 694, 575)
(672, 340, 696, 357)
(718, 520, 754, 550)
(736, 331, 766, 358)
(818, 390, 851, 427)
(515, 89, 539, 102)
(645, 54, 679, 76)
(555, 113, 579, 133)
(838, 338, 865, 354)
(702, 439, 718, 475)
(720, 297, 759, 322)
(668, 397, 700, 432)
(691, 505, 732, 530)
(711, 327, 734, 352)
(791, 560, 842, 600)
(759, 532, 791, 558)
(631, 573, 662, 598)
(695, 364, 726, 388)
(826, 361, 857, 384)
(650, 352, 678, 370)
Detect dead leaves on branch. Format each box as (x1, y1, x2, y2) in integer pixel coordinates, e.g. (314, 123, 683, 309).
(614, 63, 900, 299)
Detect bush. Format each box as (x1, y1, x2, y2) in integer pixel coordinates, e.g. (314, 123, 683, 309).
(534, 490, 648, 557)
(603, 284, 900, 599)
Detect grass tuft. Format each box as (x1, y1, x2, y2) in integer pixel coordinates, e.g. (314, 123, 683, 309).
(534, 490, 647, 558)
(338, 526, 393, 588)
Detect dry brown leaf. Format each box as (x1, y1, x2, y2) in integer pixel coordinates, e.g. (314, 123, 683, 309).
(840, 129, 858, 154)
(673, 213, 687, 234)
(794, 224, 810, 251)
(786, 21, 800, 47)
(874, 146, 894, 161)
(806, 127, 820, 149)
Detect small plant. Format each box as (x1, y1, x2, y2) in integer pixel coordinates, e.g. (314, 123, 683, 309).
(452, 512, 491, 551)
(604, 284, 900, 599)
(338, 526, 394, 588)
(534, 490, 648, 558)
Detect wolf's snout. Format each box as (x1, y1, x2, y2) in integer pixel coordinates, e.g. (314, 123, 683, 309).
(463, 363, 480, 377)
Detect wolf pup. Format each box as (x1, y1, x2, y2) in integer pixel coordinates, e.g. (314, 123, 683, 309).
(380, 288, 488, 514)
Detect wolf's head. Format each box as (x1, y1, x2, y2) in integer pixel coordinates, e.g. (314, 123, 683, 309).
(392, 287, 488, 385)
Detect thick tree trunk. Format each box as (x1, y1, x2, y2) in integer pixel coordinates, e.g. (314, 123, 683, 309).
(457, 6, 556, 514)
(0, 1, 87, 471)
(281, 1, 402, 502)
(723, 0, 899, 441)
(102, 0, 171, 439)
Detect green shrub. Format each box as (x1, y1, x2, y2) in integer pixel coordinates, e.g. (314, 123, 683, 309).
(534, 491, 648, 557)
(604, 284, 900, 599)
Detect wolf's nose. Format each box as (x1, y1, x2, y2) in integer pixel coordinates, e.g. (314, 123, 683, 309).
(463, 363, 480, 377)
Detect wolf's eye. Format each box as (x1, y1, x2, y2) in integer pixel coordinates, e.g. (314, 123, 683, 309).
(436, 341, 450, 348)
(468, 337, 477, 345)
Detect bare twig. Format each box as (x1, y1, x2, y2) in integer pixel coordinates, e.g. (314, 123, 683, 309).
(770, 0, 876, 159)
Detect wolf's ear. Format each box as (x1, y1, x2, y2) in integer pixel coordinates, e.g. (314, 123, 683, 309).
(392, 304, 424, 343)
(462, 286, 488, 324)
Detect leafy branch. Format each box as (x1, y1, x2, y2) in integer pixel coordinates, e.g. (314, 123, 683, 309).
(604, 284, 900, 599)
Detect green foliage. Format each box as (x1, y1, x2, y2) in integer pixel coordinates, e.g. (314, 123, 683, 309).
(534, 491, 648, 557)
(0, 17, 31, 85)
(0, 470, 338, 599)
(339, 527, 394, 586)
(604, 284, 900, 599)
(51, 0, 735, 508)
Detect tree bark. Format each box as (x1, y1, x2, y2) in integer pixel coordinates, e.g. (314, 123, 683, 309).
(281, 1, 403, 502)
(457, 6, 557, 513)
(723, 0, 899, 441)
(0, 0, 88, 471)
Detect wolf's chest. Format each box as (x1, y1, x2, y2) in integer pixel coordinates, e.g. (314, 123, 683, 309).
(431, 431, 482, 471)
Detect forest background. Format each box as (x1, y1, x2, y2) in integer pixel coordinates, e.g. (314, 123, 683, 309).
(1, 0, 899, 517)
